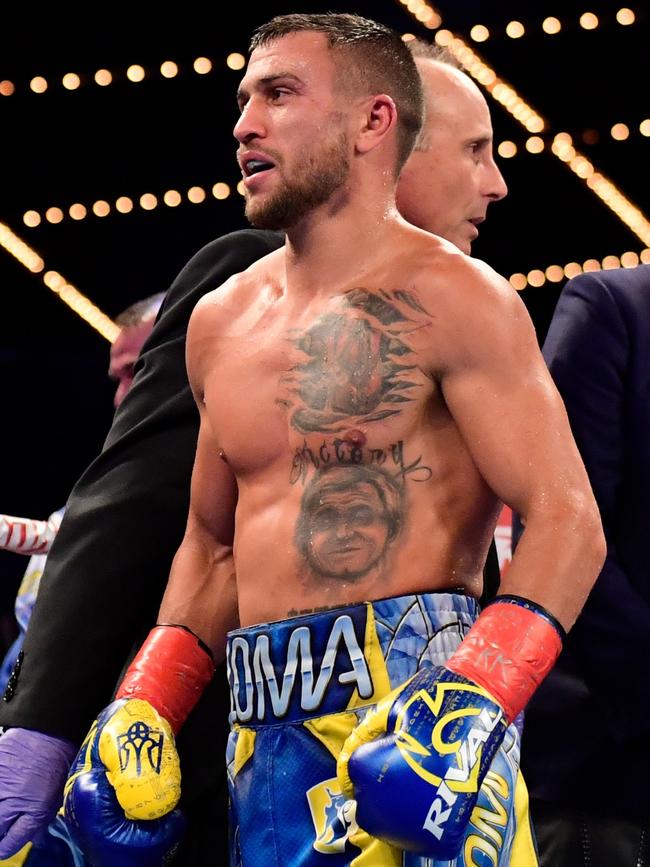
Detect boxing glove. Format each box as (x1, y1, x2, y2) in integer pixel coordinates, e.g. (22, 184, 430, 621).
(338, 595, 564, 859)
(64, 625, 214, 867)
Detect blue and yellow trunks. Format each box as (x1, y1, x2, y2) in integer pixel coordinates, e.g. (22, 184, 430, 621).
(226, 592, 537, 866)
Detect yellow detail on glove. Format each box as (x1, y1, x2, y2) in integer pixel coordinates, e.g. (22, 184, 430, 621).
(98, 699, 181, 821)
(336, 680, 408, 799)
(0, 842, 32, 866)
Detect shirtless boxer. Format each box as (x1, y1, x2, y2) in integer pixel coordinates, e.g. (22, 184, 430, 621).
(0, 38, 510, 867)
(63, 14, 604, 866)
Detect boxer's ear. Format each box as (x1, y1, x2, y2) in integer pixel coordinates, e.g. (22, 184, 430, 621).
(354, 94, 398, 158)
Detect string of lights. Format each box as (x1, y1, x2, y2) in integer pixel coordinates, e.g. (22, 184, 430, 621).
(468, 8, 636, 42)
(22, 182, 236, 228)
(0, 54, 246, 97)
(0, 221, 117, 342)
(15, 193, 650, 295)
(494, 121, 650, 158)
(0, 7, 637, 99)
(508, 248, 650, 290)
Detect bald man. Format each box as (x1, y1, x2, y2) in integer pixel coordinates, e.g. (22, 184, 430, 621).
(401, 41, 507, 253)
(0, 41, 509, 867)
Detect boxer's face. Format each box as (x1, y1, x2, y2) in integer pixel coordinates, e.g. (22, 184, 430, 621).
(397, 59, 507, 253)
(235, 31, 351, 230)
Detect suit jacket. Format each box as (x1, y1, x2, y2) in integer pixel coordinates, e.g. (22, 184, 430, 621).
(521, 266, 650, 816)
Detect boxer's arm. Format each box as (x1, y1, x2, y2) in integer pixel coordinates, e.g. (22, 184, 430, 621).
(62, 299, 240, 864)
(0, 230, 283, 743)
(336, 263, 604, 858)
(438, 262, 606, 630)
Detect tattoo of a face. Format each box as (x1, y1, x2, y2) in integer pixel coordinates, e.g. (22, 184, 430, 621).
(285, 288, 429, 435)
(295, 465, 404, 581)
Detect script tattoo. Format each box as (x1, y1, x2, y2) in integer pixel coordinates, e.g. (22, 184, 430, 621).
(284, 288, 429, 434)
(290, 438, 432, 486)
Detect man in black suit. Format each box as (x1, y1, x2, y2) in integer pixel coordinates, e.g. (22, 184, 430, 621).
(0, 44, 508, 864)
(521, 265, 650, 866)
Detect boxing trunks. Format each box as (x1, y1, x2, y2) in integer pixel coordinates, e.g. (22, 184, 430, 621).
(226, 591, 538, 866)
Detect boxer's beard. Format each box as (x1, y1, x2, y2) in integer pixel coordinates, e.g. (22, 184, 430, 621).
(245, 131, 350, 230)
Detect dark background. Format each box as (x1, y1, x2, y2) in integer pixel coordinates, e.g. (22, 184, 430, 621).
(0, 1, 647, 624)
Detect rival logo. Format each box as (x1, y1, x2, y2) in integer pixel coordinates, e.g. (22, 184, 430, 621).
(228, 615, 373, 722)
(392, 682, 503, 842)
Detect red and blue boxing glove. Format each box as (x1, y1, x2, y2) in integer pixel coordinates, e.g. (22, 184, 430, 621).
(337, 595, 564, 859)
(64, 625, 215, 867)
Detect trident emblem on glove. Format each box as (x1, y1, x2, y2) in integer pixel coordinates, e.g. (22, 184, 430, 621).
(117, 721, 164, 776)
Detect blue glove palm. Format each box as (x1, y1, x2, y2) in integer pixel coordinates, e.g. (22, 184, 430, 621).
(64, 699, 186, 867)
(338, 665, 507, 859)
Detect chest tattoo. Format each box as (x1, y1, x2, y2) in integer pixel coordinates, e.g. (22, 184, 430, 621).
(285, 288, 429, 435)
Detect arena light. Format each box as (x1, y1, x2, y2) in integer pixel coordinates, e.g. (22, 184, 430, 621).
(580, 12, 599, 30)
(139, 193, 157, 210)
(92, 200, 111, 217)
(497, 141, 517, 158)
(187, 186, 207, 203)
(212, 183, 231, 200)
(115, 196, 134, 213)
(62, 73, 81, 91)
(226, 53, 246, 71)
(542, 17, 562, 34)
(505, 21, 525, 39)
(45, 207, 64, 224)
(160, 61, 178, 79)
(617, 8, 635, 25)
(94, 69, 112, 86)
(526, 136, 545, 153)
(163, 189, 182, 207)
(126, 65, 146, 83)
(611, 123, 629, 140)
(193, 57, 213, 74)
(470, 25, 489, 42)
(30, 76, 47, 93)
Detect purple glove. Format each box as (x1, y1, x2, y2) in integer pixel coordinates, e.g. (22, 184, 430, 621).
(0, 728, 77, 858)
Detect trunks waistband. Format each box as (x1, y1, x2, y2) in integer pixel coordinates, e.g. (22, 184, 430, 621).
(226, 591, 479, 727)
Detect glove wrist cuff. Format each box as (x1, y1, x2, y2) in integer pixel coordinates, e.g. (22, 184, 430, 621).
(116, 625, 215, 734)
(446, 595, 563, 722)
